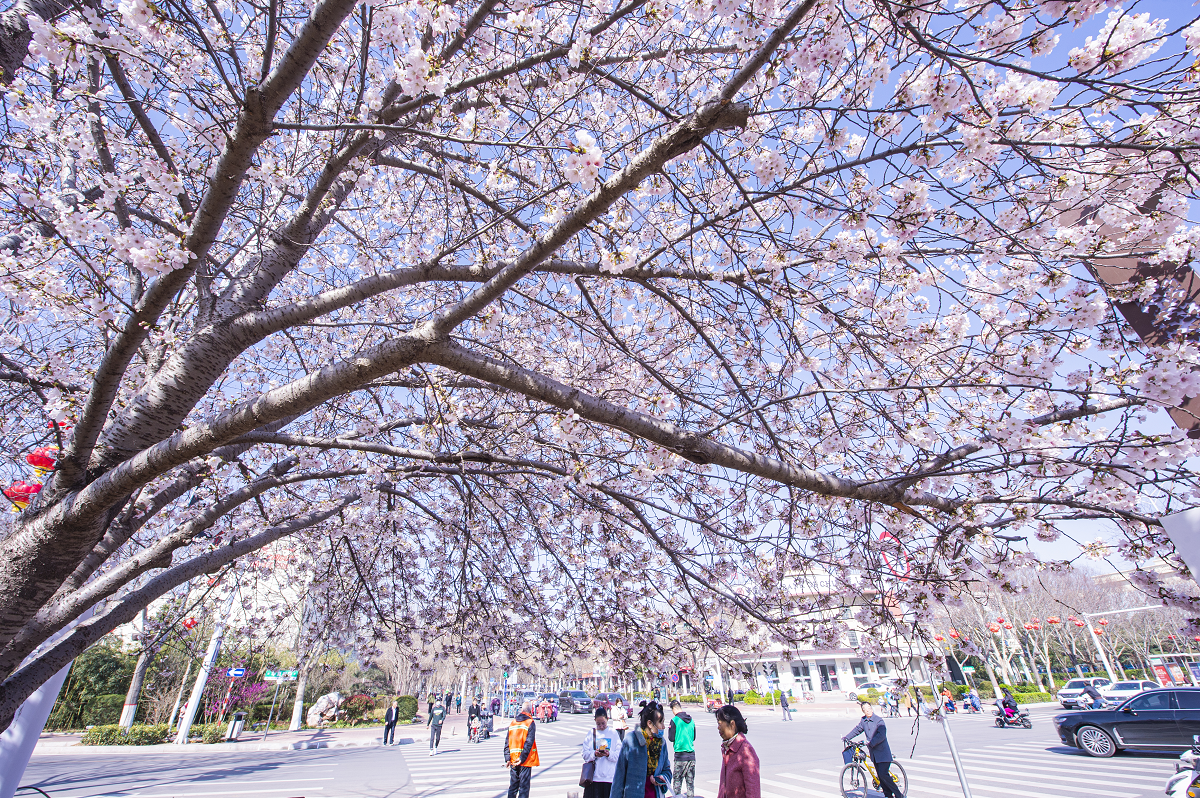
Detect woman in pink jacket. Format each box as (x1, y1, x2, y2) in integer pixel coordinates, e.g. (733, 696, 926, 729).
(715, 705, 761, 798)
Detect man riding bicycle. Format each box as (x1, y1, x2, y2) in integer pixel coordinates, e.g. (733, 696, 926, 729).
(843, 701, 903, 798)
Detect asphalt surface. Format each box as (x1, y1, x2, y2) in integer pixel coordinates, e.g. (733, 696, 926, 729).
(18, 704, 1188, 798)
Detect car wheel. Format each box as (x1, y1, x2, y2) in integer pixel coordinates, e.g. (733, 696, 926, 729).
(1077, 725, 1117, 757)
(848, 692, 857, 702)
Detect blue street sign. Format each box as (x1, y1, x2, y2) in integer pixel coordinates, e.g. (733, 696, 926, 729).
(226, 668, 247, 678)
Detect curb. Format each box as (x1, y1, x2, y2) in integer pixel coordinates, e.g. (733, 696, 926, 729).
(32, 736, 415, 755)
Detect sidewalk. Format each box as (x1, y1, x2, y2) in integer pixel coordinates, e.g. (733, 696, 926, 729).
(32, 706, 506, 756)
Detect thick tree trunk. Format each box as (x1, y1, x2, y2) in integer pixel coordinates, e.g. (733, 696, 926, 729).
(119, 645, 156, 729)
(289, 666, 308, 731)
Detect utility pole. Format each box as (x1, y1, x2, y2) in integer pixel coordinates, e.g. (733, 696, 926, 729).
(929, 669, 974, 798)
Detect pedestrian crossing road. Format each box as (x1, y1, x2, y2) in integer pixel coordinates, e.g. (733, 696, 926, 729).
(399, 712, 1182, 798)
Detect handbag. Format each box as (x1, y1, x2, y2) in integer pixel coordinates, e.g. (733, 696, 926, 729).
(579, 730, 596, 787)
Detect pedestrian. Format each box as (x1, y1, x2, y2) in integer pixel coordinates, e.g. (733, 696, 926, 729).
(842, 700, 902, 798)
(902, 689, 916, 717)
(779, 690, 791, 721)
(715, 704, 760, 798)
(668, 700, 696, 798)
(505, 700, 539, 798)
(427, 692, 435, 718)
(428, 697, 448, 756)
(611, 698, 629, 741)
(492, 695, 501, 715)
(579, 706, 621, 798)
(610, 700, 671, 798)
(456, 693, 463, 714)
(383, 699, 398, 746)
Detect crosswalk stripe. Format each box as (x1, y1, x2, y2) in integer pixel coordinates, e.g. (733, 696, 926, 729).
(901, 759, 1140, 797)
(948, 752, 1168, 785)
(964, 748, 1175, 777)
(909, 755, 1151, 794)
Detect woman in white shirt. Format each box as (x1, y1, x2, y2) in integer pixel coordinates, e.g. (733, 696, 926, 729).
(610, 700, 629, 740)
(580, 707, 622, 798)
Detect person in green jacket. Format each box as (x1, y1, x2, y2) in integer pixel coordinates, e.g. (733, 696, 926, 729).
(668, 700, 696, 798)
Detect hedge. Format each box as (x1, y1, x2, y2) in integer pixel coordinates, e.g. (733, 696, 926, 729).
(81, 724, 169, 746)
(397, 695, 418, 721)
(185, 723, 229, 744)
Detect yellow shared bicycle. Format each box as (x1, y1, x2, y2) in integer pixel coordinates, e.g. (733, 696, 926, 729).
(839, 742, 908, 798)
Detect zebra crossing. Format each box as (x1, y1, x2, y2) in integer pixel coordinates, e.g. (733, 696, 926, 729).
(704, 739, 1177, 798)
(399, 715, 595, 798)
(402, 714, 1180, 798)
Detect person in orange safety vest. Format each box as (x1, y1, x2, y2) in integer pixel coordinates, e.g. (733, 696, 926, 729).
(504, 700, 539, 798)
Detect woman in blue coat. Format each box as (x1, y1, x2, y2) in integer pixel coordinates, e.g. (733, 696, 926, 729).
(610, 701, 673, 798)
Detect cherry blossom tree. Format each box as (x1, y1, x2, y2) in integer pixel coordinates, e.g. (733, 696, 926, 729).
(1, 0, 1200, 734)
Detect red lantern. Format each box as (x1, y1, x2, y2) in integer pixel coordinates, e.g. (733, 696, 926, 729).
(1067, 615, 1079, 622)
(1074, 619, 1086, 627)
(3, 481, 42, 510)
(182, 617, 198, 630)
(1032, 623, 1041, 630)
(989, 623, 1001, 633)
(1093, 628, 1104, 636)
(1003, 622, 1013, 630)
(25, 446, 57, 475)
(1098, 618, 1109, 626)
(996, 617, 1006, 623)
(934, 634, 944, 642)
(1023, 623, 1034, 630)
(1047, 616, 1061, 624)
(949, 629, 960, 639)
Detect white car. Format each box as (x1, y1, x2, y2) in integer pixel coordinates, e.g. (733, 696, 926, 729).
(847, 680, 898, 701)
(1099, 680, 1160, 704)
(1056, 676, 1112, 708)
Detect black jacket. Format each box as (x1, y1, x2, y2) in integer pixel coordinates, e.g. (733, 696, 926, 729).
(844, 715, 892, 763)
(468, 703, 482, 721)
(385, 707, 398, 724)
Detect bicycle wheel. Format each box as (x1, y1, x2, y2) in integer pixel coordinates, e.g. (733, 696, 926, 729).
(887, 762, 909, 797)
(839, 763, 871, 798)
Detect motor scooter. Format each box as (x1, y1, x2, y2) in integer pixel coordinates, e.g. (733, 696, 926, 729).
(992, 701, 1032, 729)
(1166, 735, 1200, 797)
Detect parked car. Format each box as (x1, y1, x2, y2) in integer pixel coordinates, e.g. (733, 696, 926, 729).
(1054, 687, 1200, 756)
(1100, 680, 1161, 704)
(1056, 677, 1113, 708)
(593, 692, 627, 711)
(847, 680, 898, 702)
(559, 689, 593, 713)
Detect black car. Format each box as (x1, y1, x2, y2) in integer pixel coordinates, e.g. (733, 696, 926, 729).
(1054, 687, 1200, 757)
(559, 689, 593, 713)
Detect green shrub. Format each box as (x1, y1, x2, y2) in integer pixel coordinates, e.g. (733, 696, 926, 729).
(397, 695, 418, 721)
(343, 694, 375, 720)
(863, 688, 881, 704)
(81, 724, 169, 746)
(1012, 691, 1053, 704)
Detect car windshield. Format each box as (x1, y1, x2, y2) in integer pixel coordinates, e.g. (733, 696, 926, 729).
(1064, 680, 1086, 689)
(1113, 682, 1139, 689)
(569, 691, 588, 698)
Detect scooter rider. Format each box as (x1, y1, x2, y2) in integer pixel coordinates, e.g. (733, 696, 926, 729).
(1001, 689, 1019, 718)
(1081, 683, 1104, 709)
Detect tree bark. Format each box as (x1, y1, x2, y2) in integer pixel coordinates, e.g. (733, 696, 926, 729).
(119, 646, 157, 729)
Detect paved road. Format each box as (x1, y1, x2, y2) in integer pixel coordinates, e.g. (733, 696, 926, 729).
(19, 706, 1186, 798)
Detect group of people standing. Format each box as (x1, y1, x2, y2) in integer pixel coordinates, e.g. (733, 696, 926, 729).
(503, 698, 762, 798)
